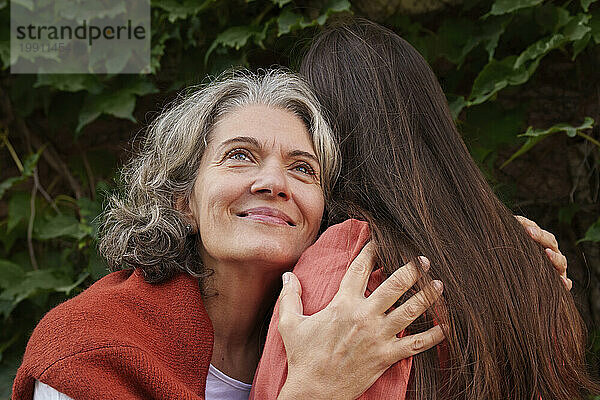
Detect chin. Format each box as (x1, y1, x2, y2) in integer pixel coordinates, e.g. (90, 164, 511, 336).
(226, 239, 306, 269)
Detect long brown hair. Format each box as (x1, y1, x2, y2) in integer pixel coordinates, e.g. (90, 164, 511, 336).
(300, 18, 599, 399)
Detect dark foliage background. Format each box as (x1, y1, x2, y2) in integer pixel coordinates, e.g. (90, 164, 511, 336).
(0, 0, 599, 397)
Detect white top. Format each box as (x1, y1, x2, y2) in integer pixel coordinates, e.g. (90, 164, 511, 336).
(33, 381, 73, 400)
(33, 364, 252, 400)
(205, 364, 252, 400)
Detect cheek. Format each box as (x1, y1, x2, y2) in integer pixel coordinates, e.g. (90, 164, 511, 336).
(198, 169, 244, 204)
(298, 186, 325, 234)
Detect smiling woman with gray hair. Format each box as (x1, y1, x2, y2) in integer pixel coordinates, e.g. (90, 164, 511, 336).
(12, 69, 447, 400)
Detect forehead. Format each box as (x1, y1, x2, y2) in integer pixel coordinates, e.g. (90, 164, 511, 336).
(209, 104, 314, 152)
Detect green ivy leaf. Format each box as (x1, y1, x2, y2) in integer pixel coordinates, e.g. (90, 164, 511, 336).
(151, 0, 214, 22)
(0, 177, 25, 202)
(563, 13, 591, 41)
(0, 269, 74, 305)
(216, 25, 264, 49)
(277, 8, 306, 36)
(0, 150, 43, 201)
(448, 95, 467, 120)
(21, 150, 42, 177)
(514, 34, 565, 69)
(486, 0, 544, 17)
(205, 25, 266, 63)
(482, 16, 511, 61)
(34, 75, 103, 94)
(87, 252, 109, 280)
(77, 197, 102, 222)
(519, 117, 594, 138)
(0, 260, 25, 290)
(591, 9, 600, 43)
(501, 117, 594, 167)
(206, 0, 349, 63)
(271, 0, 292, 6)
(34, 214, 88, 241)
(277, 0, 350, 36)
(55, 271, 89, 295)
(77, 197, 103, 239)
(436, 19, 479, 65)
(573, 32, 592, 59)
(469, 56, 529, 105)
(581, 0, 597, 12)
(577, 218, 600, 243)
(76, 78, 157, 134)
(499, 135, 544, 169)
(324, 0, 351, 14)
(7, 192, 31, 233)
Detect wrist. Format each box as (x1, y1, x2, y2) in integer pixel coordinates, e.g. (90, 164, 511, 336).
(278, 374, 343, 400)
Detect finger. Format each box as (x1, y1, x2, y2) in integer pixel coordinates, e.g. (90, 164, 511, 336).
(338, 241, 377, 297)
(383, 280, 443, 336)
(525, 225, 559, 253)
(278, 272, 304, 335)
(564, 278, 573, 291)
(387, 325, 446, 363)
(516, 216, 557, 250)
(545, 248, 567, 275)
(515, 215, 537, 229)
(367, 256, 430, 313)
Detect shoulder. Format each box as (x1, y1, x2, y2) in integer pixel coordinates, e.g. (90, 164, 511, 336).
(308, 218, 370, 255)
(293, 218, 369, 275)
(18, 269, 213, 380)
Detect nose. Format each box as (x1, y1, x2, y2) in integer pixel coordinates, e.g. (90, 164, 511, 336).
(250, 163, 290, 200)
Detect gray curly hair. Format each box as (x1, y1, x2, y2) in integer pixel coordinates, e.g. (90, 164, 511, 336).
(98, 69, 340, 284)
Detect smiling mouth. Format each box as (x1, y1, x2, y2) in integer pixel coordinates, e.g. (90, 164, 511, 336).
(237, 212, 296, 227)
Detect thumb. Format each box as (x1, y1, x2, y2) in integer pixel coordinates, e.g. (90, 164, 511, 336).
(278, 272, 304, 331)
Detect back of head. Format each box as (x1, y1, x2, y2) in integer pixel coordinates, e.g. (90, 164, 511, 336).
(301, 18, 598, 399)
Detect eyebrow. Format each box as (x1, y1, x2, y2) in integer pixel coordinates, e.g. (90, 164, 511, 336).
(217, 136, 320, 165)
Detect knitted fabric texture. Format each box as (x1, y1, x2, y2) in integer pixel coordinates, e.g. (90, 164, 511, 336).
(12, 270, 214, 400)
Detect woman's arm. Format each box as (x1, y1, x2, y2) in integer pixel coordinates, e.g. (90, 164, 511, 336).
(276, 242, 444, 400)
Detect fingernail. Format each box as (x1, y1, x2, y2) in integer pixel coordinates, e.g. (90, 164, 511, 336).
(564, 277, 572, 287)
(282, 272, 290, 285)
(418, 256, 430, 269)
(545, 248, 554, 256)
(432, 280, 443, 291)
(527, 226, 538, 237)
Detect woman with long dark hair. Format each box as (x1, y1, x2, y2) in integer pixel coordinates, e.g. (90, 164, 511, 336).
(252, 18, 598, 399)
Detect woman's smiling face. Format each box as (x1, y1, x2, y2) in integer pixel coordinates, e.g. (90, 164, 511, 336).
(188, 104, 325, 271)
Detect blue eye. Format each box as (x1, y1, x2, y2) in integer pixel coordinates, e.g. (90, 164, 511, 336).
(226, 149, 252, 161)
(294, 163, 316, 176)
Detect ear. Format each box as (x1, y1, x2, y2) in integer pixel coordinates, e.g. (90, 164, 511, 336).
(174, 195, 196, 232)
